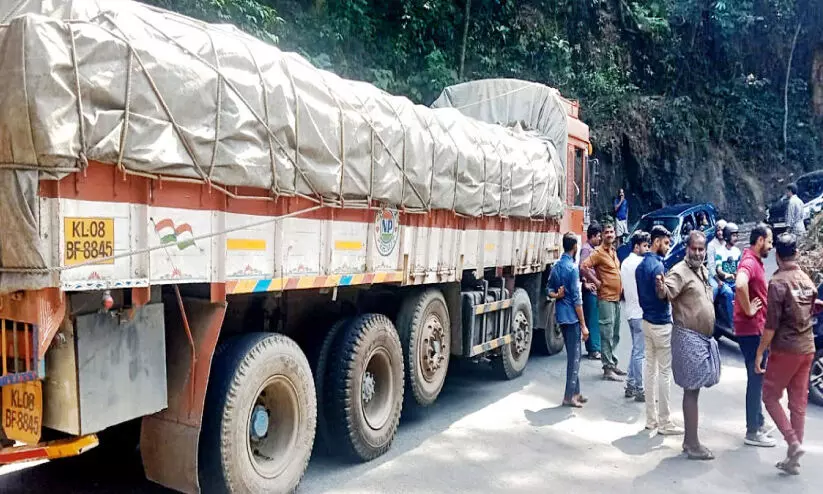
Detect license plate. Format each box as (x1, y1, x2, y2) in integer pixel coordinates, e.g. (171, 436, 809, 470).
(64, 217, 114, 266)
(2, 381, 42, 444)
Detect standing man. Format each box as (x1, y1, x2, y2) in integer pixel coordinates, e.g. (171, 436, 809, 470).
(547, 233, 591, 408)
(707, 219, 727, 300)
(580, 223, 603, 360)
(734, 223, 775, 447)
(614, 189, 629, 245)
(582, 222, 625, 381)
(656, 231, 720, 460)
(621, 231, 651, 400)
(636, 226, 683, 434)
(756, 233, 817, 475)
(715, 222, 742, 329)
(786, 184, 806, 237)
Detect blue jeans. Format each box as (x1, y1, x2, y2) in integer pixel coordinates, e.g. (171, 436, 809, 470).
(627, 319, 645, 392)
(715, 280, 735, 328)
(738, 335, 768, 434)
(582, 291, 601, 354)
(561, 323, 582, 401)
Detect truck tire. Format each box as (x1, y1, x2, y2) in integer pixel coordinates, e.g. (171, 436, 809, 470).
(396, 289, 451, 407)
(810, 349, 823, 407)
(494, 288, 533, 380)
(532, 300, 564, 356)
(308, 317, 351, 454)
(325, 313, 404, 461)
(200, 333, 316, 494)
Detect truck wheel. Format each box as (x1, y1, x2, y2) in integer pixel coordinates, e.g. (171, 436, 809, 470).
(308, 317, 351, 454)
(397, 289, 451, 407)
(325, 313, 404, 461)
(494, 288, 533, 380)
(532, 300, 564, 356)
(810, 350, 823, 407)
(200, 333, 316, 494)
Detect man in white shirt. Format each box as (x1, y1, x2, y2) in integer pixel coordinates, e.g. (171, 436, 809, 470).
(715, 222, 742, 329)
(786, 184, 806, 236)
(621, 230, 651, 400)
(707, 219, 727, 301)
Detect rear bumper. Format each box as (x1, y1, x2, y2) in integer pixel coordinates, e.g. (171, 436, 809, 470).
(0, 435, 98, 466)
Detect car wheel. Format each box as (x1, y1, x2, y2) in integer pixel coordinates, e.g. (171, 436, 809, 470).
(809, 349, 823, 407)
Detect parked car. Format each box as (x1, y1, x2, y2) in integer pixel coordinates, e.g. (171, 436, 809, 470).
(617, 203, 718, 270)
(766, 170, 823, 232)
(811, 283, 823, 406)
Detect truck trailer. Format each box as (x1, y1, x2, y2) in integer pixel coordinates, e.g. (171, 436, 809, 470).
(0, 1, 591, 492)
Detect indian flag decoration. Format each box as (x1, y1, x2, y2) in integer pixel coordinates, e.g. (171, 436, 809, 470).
(154, 218, 196, 250)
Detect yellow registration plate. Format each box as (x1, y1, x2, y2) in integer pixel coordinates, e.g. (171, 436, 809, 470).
(64, 217, 114, 266)
(2, 381, 42, 444)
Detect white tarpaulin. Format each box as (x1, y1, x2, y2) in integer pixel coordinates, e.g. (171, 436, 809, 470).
(0, 0, 567, 278)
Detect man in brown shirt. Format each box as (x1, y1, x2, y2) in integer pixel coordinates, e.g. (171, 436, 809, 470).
(755, 233, 817, 475)
(581, 222, 624, 381)
(656, 231, 719, 460)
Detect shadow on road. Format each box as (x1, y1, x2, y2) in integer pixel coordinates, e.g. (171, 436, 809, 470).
(524, 405, 575, 427)
(612, 430, 665, 456)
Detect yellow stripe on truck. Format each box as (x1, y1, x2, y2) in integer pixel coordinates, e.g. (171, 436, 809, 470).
(226, 239, 267, 251)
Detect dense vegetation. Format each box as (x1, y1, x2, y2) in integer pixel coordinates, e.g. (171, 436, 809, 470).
(144, 0, 823, 221)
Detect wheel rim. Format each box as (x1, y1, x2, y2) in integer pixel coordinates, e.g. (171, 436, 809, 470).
(362, 347, 394, 431)
(246, 376, 300, 478)
(511, 311, 531, 358)
(811, 356, 823, 392)
(419, 313, 447, 383)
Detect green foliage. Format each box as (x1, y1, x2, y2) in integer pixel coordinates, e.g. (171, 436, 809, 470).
(143, 0, 823, 213)
(141, 0, 282, 43)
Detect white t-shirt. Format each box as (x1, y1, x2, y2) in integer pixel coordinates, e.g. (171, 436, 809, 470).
(620, 252, 644, 320)
(715, 244, 741, 276)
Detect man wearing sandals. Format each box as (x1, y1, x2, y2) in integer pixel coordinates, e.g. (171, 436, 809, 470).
(547, 233, 590, 408)
(656, 231, 720, 460)
(581, 222, 626, 382)
(755, 233, 817, 475)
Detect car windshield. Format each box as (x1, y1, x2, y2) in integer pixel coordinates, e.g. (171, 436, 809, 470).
(635, 216, 681, 235)
(797, 174, 823, 203)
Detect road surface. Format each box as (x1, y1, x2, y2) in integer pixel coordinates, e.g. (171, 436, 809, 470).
(2, 250, 819, 493)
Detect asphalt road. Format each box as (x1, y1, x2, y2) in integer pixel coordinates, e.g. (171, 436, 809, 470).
(2, 249, 819, 493)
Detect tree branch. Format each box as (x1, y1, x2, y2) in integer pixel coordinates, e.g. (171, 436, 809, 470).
(784, 21, 802, 163)
(459, 0, 472, 79)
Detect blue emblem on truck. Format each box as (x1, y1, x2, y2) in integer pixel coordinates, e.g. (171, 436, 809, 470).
(375, 209, 399, 256)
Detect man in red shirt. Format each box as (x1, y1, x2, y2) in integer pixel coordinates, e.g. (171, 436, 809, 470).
(734, 223, 774, 447)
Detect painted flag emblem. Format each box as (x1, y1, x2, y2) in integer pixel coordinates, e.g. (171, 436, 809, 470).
(154, 218, 196, 250)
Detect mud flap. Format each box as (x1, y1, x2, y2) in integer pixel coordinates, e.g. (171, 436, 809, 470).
(140, 298, 226, 494)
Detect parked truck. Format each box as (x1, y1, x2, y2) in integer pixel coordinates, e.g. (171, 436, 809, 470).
(0, 2, 591, 493)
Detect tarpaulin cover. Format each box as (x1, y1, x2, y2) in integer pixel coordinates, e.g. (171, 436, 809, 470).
(0, 0, 567, 280)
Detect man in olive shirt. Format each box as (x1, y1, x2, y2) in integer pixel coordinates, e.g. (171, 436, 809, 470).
(656, 231, 719, 460)
(755, 233, 817, 475)
(581, 222, 625, 381)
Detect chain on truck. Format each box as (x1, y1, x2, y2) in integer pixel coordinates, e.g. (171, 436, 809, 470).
(0, 2, 593, 492)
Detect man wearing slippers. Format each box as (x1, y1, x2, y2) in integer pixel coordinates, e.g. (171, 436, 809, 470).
(756, 233, 818, 475)
(548, 233, 590, 408)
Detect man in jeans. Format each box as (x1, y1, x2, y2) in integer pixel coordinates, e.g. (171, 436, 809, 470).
(755, 233, 818, 475)
(581, 222, 625, 381)
(620, 230, 651, 400)
(547, 233, 590, 408)
(636, 225, 683, 435)
(734, 223, 775, 447)
(580, 223, 603, 360)
(707, 219, 727, 300)
(614, 189, 629, 245)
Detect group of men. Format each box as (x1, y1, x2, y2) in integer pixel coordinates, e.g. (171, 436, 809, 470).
(547, 214, 819, 474)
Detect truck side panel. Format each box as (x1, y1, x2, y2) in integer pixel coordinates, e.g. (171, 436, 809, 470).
(40, 165, 561, 295)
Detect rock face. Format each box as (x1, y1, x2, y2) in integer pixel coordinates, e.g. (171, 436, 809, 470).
(588, 95, 819, 224)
